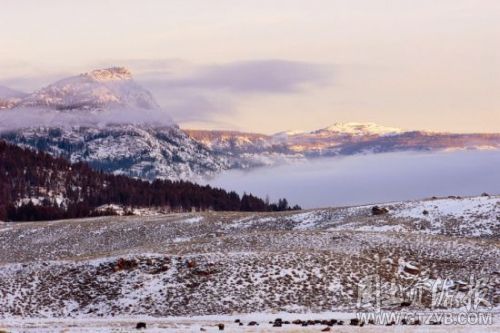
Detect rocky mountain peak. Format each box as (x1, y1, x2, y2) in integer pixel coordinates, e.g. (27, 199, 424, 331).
(84, 67, 133, 82)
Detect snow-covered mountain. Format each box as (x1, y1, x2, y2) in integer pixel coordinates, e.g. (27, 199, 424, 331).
(271, 122, 407, 154)
(18, 67, 160, 111)
(0, 68, 226, 180)
(284, 122, 404, 137)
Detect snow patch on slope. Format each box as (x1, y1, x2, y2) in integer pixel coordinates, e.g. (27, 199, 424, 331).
(318, 122, 404, 136)
(391, 195, 500, 236)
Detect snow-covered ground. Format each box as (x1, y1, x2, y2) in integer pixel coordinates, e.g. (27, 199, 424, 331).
(391, 195, 500, 237)
(3, 311, 499, 332)
(0, 195, 498, 331)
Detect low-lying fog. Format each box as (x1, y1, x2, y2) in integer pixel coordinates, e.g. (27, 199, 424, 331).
(208, 150, 500, 208)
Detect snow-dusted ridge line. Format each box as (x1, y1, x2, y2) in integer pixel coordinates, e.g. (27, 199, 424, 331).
(312, 121, 405, 136)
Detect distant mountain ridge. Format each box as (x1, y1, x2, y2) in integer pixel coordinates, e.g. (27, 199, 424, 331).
(186, 124, 500, 158)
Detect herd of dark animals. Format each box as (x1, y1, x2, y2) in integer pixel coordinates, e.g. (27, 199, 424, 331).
(134, 316, 437, 331)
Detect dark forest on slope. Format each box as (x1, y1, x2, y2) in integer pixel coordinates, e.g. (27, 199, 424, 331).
(0, 141, 299, 221)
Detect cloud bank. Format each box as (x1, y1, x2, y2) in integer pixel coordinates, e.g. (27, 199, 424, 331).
(138, 59, 333, 124)
(0, 107, 175, 132)
(143, 60, 331, 93)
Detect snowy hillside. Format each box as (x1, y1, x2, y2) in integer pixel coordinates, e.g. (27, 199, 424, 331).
(1, 125, 228, 181)
(18, 67, 161, 111)
(0, 195, 498, 325)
